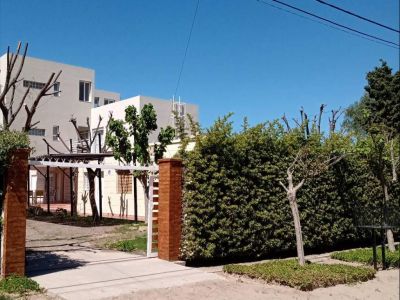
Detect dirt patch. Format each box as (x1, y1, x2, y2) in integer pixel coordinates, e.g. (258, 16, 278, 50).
(110, 268, 399, 300)
(26, 219, 145, 252)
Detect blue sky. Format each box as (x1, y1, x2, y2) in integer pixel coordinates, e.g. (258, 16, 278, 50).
(0, 0, 398, 130)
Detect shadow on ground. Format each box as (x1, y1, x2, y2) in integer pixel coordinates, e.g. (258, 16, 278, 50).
(26, 250, 87, 276)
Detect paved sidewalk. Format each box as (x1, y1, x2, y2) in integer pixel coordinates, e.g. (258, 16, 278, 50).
(28, 249, 221, 300)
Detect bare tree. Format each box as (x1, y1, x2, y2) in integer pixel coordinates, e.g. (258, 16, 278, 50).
(0, 42, 61, 131)
(281, 113, 291, 132)
(44, 115, 112, 223)
(279, 149, 344, 266)
(317, 104, 326, 134)
(328, 108, 343, 135)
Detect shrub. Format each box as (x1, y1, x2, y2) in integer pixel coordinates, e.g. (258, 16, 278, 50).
(55, 208, 68, 218)
(223, 259, 376, 291)
(181, 117, 399, 262)
(0, 275, 41, 295)
(27, 206, 45, 217)
(331, 245, 400, 268)
(0, 130, 29, 169)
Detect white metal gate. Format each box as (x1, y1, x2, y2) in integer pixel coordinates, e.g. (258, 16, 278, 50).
(146, 175, 159, 257)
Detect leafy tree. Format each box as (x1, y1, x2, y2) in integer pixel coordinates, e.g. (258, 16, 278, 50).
(343, 60, 399, 252)
(364, 60, 400, 134)
(106, 104, 174, 221)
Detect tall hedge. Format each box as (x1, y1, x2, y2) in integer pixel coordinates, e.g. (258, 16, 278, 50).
(181, 118, 398, 262)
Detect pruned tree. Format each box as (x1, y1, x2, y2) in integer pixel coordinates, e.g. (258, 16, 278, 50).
(43, 115, 109, 223)
(0, 42, 61, 131)
(106, 104, 175, 221)
(278, 107, 345, 266)
(279, 144, 344, 266)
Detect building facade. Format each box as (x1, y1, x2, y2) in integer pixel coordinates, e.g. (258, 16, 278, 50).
(0, 53, 199, 219)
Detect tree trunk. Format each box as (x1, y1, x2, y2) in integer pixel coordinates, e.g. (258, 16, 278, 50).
(87, 168, 99, 223)
(289, 192, 306, 266)
(139, 174, 149, 224)
(390, 139, 398, 182)
(382, 183, 396, 252)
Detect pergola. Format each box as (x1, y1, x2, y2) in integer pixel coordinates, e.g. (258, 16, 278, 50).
(28, 153, 158, 218)
(28, 153, 159, 257)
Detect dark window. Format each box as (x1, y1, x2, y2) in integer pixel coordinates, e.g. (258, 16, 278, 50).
(79, 81, 91, 102)
(53, 126, 59, 141)
(104, 98, 115, 105)
(94, 97, 100, 107)
(23, 80, 46, 90)
(28, 128, 45, 136)
(53, 82, 60, 97)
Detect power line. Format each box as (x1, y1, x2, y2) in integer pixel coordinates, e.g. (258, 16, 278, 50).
(315, 0, 399, 33)
(256, 0, 398, 49)
(256, 0, 399, 49)
(174, 0, 200, 97)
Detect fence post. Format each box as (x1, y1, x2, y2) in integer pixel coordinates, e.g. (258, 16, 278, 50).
(1, 149, 30, 277)
(158, 158, 182, 261)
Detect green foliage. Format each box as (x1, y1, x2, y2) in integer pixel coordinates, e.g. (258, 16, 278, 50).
(181, 115, 397, 262)
(107, 235, 147, 252)
(0, 275, 41, 295)
(332, 245, 400, 268)
(223, 259, 375, 291)
(106, 104, 175, 165)
(173, 111, 201, 159)
(364, 60, 400, 133)
(0, 130, 29, 169)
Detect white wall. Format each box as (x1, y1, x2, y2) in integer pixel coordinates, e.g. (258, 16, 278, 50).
(90, 95, 199, 146)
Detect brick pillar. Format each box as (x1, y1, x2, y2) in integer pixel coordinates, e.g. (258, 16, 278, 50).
(1, 149, 29, 277)
(158, 158, 182, 261)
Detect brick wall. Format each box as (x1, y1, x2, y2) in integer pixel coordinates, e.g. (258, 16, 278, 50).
(158, 158, 182, 261)
(1, 149, 29, 277)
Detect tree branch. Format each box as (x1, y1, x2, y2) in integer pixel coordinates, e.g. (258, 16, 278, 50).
(279, 181, 289, 192)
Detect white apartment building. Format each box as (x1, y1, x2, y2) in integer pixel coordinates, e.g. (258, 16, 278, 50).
(0, 53, 199, 220)
(75, 95, 198, 220)
(0, 54, 120, 155)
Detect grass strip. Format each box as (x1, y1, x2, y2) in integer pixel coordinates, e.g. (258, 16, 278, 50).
(107, 235, 147, 252)
(0, 275, 41, 295)
(331, 245, 399, 268)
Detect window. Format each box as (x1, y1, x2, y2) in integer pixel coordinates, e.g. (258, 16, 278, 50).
(23, 80, 46, 90)
(79, 81, 91, 102)
(53, 82, 60, 97)
(104, 98, 115, 105)
(94, 97, 100, 108)
(53, 126, 59, 141)
(28, 128, 45, 136)
(117, 172, 132, 194)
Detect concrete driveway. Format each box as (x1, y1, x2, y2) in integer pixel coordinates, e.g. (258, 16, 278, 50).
(27, 249, 221, 300)
(26, 220, 221, 300)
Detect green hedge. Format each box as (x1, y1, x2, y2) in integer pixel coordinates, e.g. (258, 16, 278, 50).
(181, 118, 399, 262)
